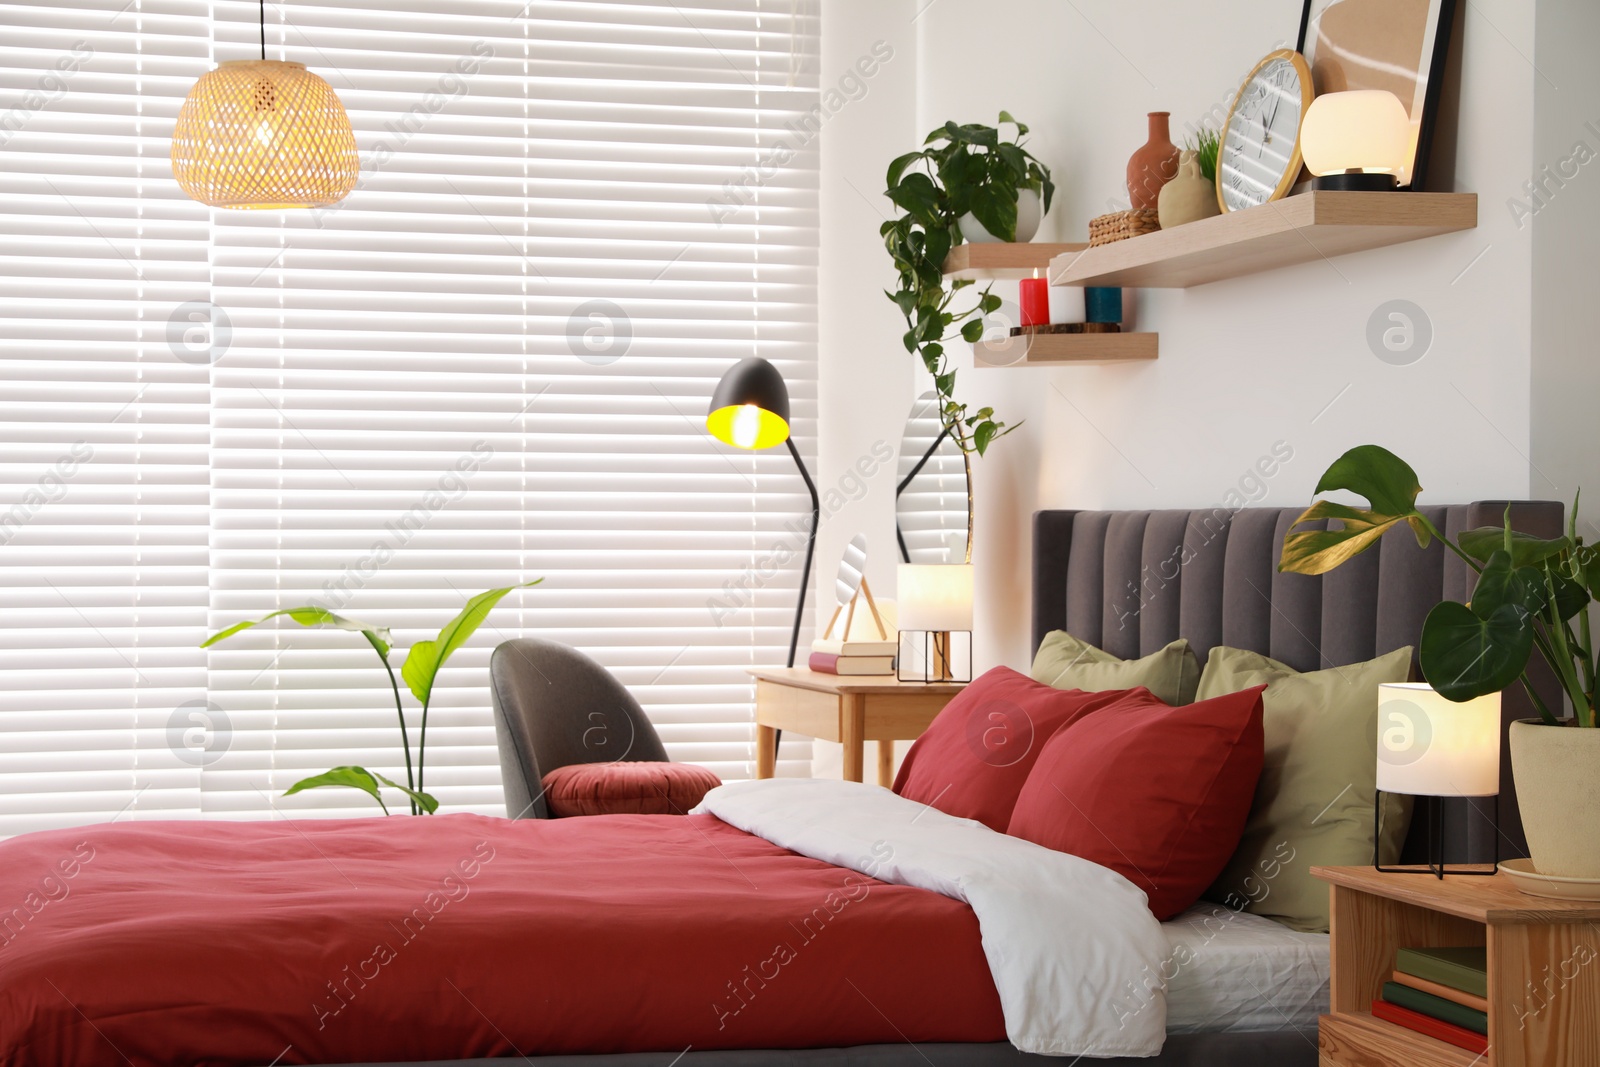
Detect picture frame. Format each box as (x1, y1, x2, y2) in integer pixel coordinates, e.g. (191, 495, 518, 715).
(1297, 0, 1458, 191)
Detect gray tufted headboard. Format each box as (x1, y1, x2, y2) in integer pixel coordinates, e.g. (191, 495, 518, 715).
(1031, 502, 1565, 864)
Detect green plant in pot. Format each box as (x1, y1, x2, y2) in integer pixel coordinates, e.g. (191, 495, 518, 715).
(881, 112, 1053, 561)
(1278, 445, 1600, 878)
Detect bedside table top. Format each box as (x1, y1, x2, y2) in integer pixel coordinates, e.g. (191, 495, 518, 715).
(1313, 864, 1600, 923)
(747, 667, 967, 696)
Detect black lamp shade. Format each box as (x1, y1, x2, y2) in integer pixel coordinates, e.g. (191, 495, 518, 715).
(706, 357, 792, 450)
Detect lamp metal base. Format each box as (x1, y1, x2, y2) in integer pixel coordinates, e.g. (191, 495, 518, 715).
(1374, 789, 1499, 878)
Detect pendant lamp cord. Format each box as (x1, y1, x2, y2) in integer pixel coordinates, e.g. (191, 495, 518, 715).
(260, 0, 266, 60)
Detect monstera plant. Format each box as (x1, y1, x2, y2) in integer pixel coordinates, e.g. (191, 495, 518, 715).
(203, 581, 540, 814)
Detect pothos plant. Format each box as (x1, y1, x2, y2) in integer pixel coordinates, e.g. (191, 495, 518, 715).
(882, 112, 1054, 561)
(1279, 445, 1597, 726)
(203, 581, 541, 814)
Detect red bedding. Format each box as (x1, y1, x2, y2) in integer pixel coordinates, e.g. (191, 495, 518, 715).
(0, 812, 1004, 1066)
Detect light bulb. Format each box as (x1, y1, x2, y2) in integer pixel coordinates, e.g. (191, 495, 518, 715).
(731, 404, 763, 449)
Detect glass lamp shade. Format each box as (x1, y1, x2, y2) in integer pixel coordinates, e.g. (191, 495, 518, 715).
(1376, 683, 1501, 798)
(1300, 90, 1410, 177)
(897, 564, 973, 632)
(171, 60, 359, 209)
(706, 358, 792, 450)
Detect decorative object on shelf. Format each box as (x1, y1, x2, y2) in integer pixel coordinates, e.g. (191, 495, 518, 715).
(1300, 90, 1411, 191)
(1085, 287, 1123, 324)
(1217, 49, 1313, 213)
(1298, 0, 1459, 191)
(1088, 208, 1161, 246)
(810, 536, 896, 678)
(705, 357, 819, 671)
(202, 581, 541, 815)
(1157, 150, 1223, 229)
(172, 0, 358, 209)
(960, 187, 1043, 244)
(1185, 127, 1220, 184)
(883, 112, 1053, 561)
(1373, 683, 1500, 877)
(897, 564, 973, 683)
(1279, 444, 1600, 881)
(1049, 285, 1086, 325)
(1018, 276, 1050, 327)
(1125, 111, 1180, 211)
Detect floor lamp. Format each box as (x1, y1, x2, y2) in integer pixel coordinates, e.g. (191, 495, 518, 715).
(706, 358, 819, 765)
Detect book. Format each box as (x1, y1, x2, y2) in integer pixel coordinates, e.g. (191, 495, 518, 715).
(1381, 981, 1487, 1034)
(1371, 999, 1488, 1055)
(1390, 970, 1490, 1013)
(1395, 946, 1488, 999)
(811, 637, 898, 657)
(808, 651, 895, 676)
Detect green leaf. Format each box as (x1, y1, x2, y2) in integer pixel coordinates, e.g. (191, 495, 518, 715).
(968, 185, 1017, 243)
(1551, 574, 1590, 622)
(1580, 545, 1600, 600)
(1469, 550, 1548, 620)
(1419, 600, 1535, 702)
(285, 766, 391, 815)
(973, 420, 998, 456)
(374, 772, 439, 815)
(1279, 500, 1412, 576)
(1312, 444, 1425, 521)
(203, 607, 392, 659)
(1458, 526, 1571, 569)
(960, 319, 985, 343)
(401, 581, 541, 706)
(885, 150, 926, 189)
(934, 372, 955, 395)
(978, 292, 1002, 314)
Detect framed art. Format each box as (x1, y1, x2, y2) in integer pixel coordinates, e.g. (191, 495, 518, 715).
(1297, 0, 1458, 191)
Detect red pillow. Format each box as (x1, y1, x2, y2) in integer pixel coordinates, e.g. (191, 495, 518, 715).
(541, 761, 720, 817)
(1006, 685, 1265, 920)
(892, 666, 1133, 832)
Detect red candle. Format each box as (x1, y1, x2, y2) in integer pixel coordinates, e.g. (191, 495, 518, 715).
(1020, 277, 1050, 327)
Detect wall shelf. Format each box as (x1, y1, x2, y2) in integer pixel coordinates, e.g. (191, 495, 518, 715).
(1048, 191, 1478, 289)
(976, 331, 1157, 366)
(942, 242, 1086, 280)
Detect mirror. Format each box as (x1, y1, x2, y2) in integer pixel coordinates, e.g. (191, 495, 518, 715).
(835, 532, 868, 607)
(895, 391, 968, 564)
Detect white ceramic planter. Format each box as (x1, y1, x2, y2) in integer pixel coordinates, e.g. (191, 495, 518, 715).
(958, 187, 1041, 244)
(1510, 718, 1600, 877)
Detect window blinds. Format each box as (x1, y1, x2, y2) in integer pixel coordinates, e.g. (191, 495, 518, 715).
(0, 0, 820, 833)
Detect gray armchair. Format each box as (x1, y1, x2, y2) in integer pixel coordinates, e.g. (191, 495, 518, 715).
(489, 636, 675, 819)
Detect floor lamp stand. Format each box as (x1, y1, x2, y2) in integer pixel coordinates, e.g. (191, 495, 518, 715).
(772, 437, 819, 765)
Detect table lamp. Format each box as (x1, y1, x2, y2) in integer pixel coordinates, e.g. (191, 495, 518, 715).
(1374, 682, 1501, 878)
(896, 563, 973, 682)
(705, 357, 818, 671)
(1300, 90, 1411, 192)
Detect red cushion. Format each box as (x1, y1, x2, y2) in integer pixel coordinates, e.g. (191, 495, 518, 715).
(541, 761, 721, 817)
(892, 666, 1132, 832)
(1006, 684, 1265, 920)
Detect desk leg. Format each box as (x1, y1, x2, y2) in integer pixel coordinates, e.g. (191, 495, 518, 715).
(877, 740, 894, 788)
(841, 696, 865, 783)
(756, 724, 777, 779)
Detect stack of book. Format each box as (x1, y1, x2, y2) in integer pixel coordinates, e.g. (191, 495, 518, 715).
(1371, 946, 1488, 1055)
(808, 634, 896, 675)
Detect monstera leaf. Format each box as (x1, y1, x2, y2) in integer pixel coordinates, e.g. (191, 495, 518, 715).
(1279, 446, 1429, 575)
(1419, 601, 1535, 702)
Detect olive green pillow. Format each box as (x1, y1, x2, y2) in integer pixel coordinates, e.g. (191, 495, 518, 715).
(1029, 631, 1201, 707)
(1200, 645, 1416, 933)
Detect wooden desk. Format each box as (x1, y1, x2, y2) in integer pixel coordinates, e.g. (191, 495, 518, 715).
(1314, 864, 1600, 1067)
(748, 668, 966, 786)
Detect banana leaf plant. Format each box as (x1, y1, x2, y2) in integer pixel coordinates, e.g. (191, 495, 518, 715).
(1278, 445, 1594, 727)
(202, 581, 542, 813)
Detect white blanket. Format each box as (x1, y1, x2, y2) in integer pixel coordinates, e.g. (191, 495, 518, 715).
(695, 778, 1169, 1058)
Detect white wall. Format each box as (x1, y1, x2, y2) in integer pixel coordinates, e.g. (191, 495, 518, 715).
(819, 0, 1541, 680)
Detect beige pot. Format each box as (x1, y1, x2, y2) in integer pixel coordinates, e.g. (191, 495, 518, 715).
(1511, 718, 1600, 877)
(1157, 151, 1221, 230)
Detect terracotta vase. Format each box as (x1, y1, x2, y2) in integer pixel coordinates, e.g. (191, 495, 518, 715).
(1157, 150, 1221, 229)
(1126, 112, 1180, 212)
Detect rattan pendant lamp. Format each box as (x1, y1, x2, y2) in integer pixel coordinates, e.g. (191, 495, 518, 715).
(171, 0, 358, 209)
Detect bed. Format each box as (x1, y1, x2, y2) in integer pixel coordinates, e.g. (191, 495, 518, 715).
(0, 502, 1558, 1067)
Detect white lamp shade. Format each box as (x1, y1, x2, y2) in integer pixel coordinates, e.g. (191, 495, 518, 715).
(1376, 683, 1501, 797)
(896, 564, 973, 632)
(1300, 90, 1411, 177)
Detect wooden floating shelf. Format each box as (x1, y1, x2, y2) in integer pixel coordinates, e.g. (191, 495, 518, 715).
(976, 331, 1157, 366)
(1048, 191, 1478, 289)
(942, 242, 1086, 280)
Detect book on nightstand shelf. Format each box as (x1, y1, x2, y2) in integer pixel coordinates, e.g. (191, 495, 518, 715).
(1370, 998, 1488, 1055)
(1380, 981, 1486, 1034)
(1389, 969, 1490, 1012)
(1395, 946, 1488, 998)
(808, 651, 895, 675)
(1375, 946, 1490, 1051)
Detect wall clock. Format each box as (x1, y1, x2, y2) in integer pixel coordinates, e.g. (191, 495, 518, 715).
(1217, 49, 1314, 213)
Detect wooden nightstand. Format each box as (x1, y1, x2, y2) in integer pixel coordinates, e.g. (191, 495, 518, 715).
(1314, 864, 1600, 1067)
(747, 667, 965, 786)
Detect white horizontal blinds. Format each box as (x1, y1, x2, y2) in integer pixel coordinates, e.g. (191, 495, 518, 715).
(202, 0, 821, 817)
(897, 391, 968, 565)
(0, 2, 214, 835)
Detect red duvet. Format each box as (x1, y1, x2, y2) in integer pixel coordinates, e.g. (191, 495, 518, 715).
(0, 812, 1004, 1066)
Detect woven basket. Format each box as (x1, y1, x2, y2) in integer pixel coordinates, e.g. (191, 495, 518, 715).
(172, 60, 359, 209)
(1088, 209, 1161, 247)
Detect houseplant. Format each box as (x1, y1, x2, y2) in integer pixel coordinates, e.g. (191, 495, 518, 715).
(1277, 445, 1599, 876)
(881, 112, 1053, 561)
(203, 581, 540, 814)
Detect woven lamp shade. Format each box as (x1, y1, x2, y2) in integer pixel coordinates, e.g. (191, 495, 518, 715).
(172, 60, 359, 209)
